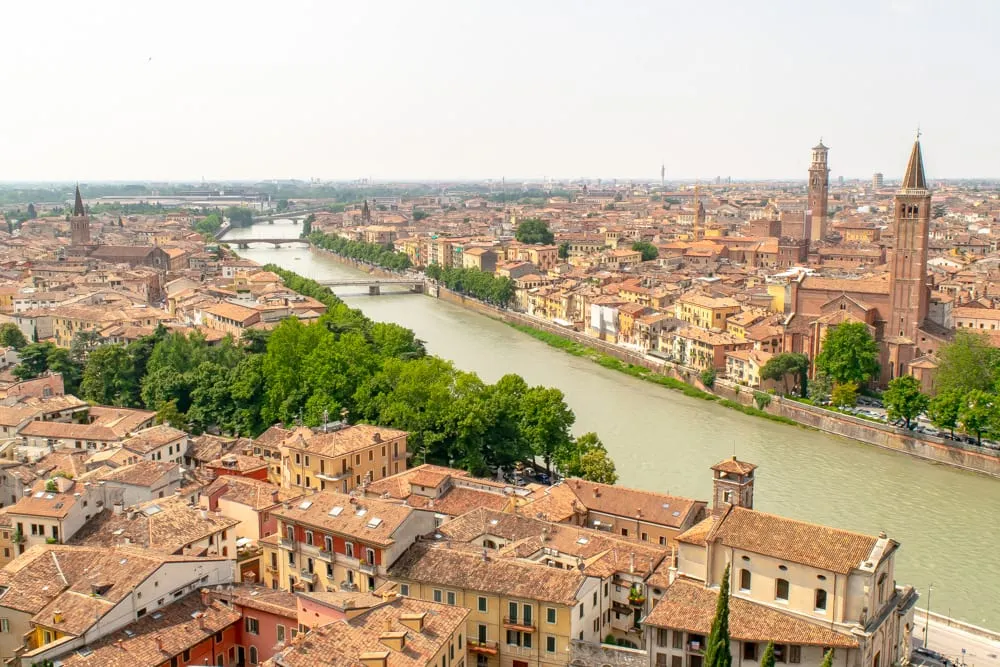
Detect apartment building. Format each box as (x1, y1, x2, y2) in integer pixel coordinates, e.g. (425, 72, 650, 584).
(390, 542, 598, 667)
(0, 545, 232, 666)
(280, 424, 408, 493)
(262, 491, 436, 595)
(674, 294, 741, 330)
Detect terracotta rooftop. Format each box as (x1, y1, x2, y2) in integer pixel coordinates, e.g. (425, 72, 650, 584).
(271, 596, 468, 667)
(282, 424, 408, 458)
(644, 578, 858, 648)
(121, 424, 186, 455)
(271, 491, 415, 547)
(566, 478, 706, 529)
(710, 456, 757, 476)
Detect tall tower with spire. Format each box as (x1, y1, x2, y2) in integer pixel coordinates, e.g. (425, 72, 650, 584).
(888, 137, 931, 346)
(692, 184, 705, 241)
(70, 185, 90, 246)
(807, 140, 830, 244)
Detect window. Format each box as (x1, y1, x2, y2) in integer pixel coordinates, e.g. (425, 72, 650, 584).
(579, 604, 584, 618)
(365, 548, 376, 565)
(659, 536, 667, 546)
(171, 658, 179, 667)
(656, 628, 669, 646)
(523, 633, 532, 649)
(0, 618, 8, 633)
(447, 591, 456, 605)
(324, 535, 333, 552)
(345, 543, 354, 558)
(789, 646, 801, 664)
(433, 589, 443, 603)
(775, 578, 789, 601)
(305, 531, 313, 546)
(641, 532, 649, 541)
(815, 589, 828, 612)
(774, 645, 786, 663)
(245, 617, 260, 635)
(546, 636, 557, 653)
(249, 646, 258, 664)
(621, 528, 629, 537)
(277, 625, 286, 643)
(672, 630, 683, 649)
(295, 453, 301, 464)
(458, 634, 463, 649)
(478, 624, 487, 643)
(508, 601, 518, 622)
(744, 642, 758, 661)
(546, 607, 556, 624)
(369, 450, 374, 461)
(739, 569, 751, 592)
(593, 591, 597, 606)
(478, 597, 488, 613)
(183, 649, 191, 661)
(400, 584, 410, 597)
(672, 656, 683, 667)
(523, 604, 532, 626)
(304, 455, 310, 466)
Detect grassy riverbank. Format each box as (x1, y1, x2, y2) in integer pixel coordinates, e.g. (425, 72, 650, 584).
(507, 322, 803, 428)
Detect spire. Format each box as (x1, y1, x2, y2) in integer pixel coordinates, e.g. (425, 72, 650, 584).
(901, 138, 927, 191)
(73, 185, 85, 217)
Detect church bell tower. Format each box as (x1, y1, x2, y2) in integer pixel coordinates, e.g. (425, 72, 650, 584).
(70, 185, 90, 246)
(807, 141, 829, 244)
(888, 136, 931, 344)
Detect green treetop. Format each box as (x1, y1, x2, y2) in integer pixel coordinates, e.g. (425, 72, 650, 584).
(515, 218, 554, 245)
(815, 322, 880, 385)
(631, 241, 659, 261)
(760, 641, 776, 667)
(882, 375, 929, 429)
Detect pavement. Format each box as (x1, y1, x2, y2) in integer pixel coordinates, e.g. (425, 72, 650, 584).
(913, 617, 1000, 667)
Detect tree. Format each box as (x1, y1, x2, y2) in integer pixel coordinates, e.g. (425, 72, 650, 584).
(515, 218, 554, 245)
(703, 564, 732, 667)
(12, 342, 55, 380)
(81, 344, 139, 406)
(819, 650, 834, 667)
(412, 210, 429, 221)
(26, 203, 37, 219)
(831, 381, 858, 408)
(45, 348, 83, 395)
(760, 642, 775, 667)
(155, 399, 187, 430)
(928, 389, 962, 437)
(194, 213, 222, 236)
(808, 372, 833, 404)
(761, 353, 810, 397)
(959, 389, 998, 445)
(700, 368, 716, 388)
(815, 322, 880, 385)
(70, 329, 102, 362)
(558, 242, 570, 260)
(577, 447, 618, 484)
(0, 323, 27, 350)
(519, 386, 575, 473)
(631, 241, 659, 262)
(301, 213, 315, 237)
(883, 375, 929, 429)
(935, 330, 1000, 396)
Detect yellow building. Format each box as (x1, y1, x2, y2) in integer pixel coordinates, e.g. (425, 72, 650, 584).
(674, 294, 741, 330)
(390, 543, 598, 667)
(280, 424, 408, 493)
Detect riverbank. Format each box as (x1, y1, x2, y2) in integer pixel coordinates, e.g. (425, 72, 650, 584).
(432, 284, 1000, 479)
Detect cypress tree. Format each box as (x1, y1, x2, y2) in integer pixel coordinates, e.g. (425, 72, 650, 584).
(819, 649, 834, 667)
(760, 641, 776, 667)
(704, 564, 732, 667)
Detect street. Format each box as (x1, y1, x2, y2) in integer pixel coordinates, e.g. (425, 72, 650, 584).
(913, 616, 1000, 667)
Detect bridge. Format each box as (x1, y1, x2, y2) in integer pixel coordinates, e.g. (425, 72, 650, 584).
(219, 237, 310, 248)
(252, 207, 329, 223)
(316, 278, 425, 296)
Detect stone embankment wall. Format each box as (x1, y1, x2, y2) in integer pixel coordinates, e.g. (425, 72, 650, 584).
(310, 247, 401, 279)
(432, 286, 1000, 479)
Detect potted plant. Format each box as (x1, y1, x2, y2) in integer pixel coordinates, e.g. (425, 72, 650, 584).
(628, 585, 645, 606)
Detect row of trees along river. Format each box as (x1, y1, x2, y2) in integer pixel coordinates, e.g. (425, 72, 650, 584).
(225, 218, 1000, 628)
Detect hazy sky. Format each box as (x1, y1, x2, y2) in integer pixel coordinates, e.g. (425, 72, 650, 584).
(3, 0, 997, 181)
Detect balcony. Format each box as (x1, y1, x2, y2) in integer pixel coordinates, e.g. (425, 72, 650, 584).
(504, 644, 535, 658)
(266, 565, 279, 575)
(340, 580, 359, 592)
(467, 640, 499, 656)
(359, 561, 377, 575)
(316, 469, 352, 483)
(278, 538, 295, 550)
(502, 617, 536, 632)
(687, 642, 704, 654)
(318, 549, 333, 561)
(300, 570, 316, 583)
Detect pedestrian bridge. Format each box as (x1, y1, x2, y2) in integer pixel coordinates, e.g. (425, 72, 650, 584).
(316, 278, 425, 295)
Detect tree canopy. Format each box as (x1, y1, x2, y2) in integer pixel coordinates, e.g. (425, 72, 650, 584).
(704, 564, 732, 667)
(935, 330, 1000, 396)
(0, 323, 28, 350)
(515, 218, 554, 245)
(815, 322, 880, 385)
(309, 232, 411, 271)
(426, 265, 515, 308)
(631, 241, 659, 262)
(761, 352, 809, 397)
(883, 375, 929, 428)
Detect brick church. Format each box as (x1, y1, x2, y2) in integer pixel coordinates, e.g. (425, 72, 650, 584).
(783, 138, 948, 386)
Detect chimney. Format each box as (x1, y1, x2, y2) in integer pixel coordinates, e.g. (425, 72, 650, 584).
(271, 489, 279, 503)
(592, 486, 600, 497)
(116, 639, 125, 650)
(53, 611, 64, 624)
(399, 612, 426, 633)
(481, 548, 489, 562)
(373, 432, 382, 444)
(199, 509, 209, 520)
(379, 630, 407, 652)
(156, 637, 164, 652)
(112, 502, 124, 515)
(636, 507, 642, 518)
(629, 552, 635, 574)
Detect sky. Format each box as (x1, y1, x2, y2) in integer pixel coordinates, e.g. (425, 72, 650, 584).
(2, 0, 998, 182)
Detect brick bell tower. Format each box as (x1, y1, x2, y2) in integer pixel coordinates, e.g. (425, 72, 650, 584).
(70, 184, 90, 246)
(807, 140, 830, 244)
(888, 136, 931, 342)
(710, 456, 757, 515)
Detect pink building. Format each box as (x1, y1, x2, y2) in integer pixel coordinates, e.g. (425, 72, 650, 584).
(296, 590, 385, 630)
(203, 585, 298, 666)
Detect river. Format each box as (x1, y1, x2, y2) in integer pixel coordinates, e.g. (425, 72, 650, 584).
(229, 219, 1000, 627)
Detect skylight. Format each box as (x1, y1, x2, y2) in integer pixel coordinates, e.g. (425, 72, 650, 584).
(298, 501, 313, 510)
(328, 506, 344, 517)
(366, 517, 383, 529)
(355, 508, 368, 517)
(577, 537, 589, 545)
